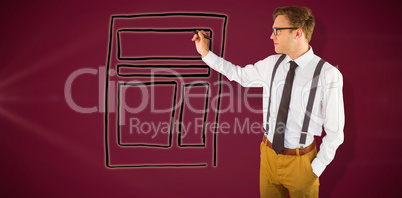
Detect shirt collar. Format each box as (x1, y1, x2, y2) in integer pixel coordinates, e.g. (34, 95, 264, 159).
(283, 46, 315, 69)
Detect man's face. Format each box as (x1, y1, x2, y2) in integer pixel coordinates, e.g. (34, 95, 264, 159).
(270, 15, 296, 54)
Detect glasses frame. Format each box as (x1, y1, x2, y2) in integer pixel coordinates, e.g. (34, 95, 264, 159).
(273, 27, 298, 36)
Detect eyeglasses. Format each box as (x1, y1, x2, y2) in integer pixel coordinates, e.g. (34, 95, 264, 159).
(273, 27, 298, 36)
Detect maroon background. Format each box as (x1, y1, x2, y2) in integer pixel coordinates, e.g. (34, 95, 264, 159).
(1, 0, 401, 197)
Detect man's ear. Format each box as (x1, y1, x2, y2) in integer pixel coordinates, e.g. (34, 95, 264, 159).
(295, 29, 303, 39)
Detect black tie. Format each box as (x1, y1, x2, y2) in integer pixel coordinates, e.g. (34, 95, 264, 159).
(272, 61, 298, 154)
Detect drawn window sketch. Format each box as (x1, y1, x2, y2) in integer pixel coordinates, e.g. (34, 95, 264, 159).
(105, 13, 227, 168)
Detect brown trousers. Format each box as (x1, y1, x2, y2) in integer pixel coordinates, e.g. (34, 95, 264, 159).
(260, 139, 320, 198)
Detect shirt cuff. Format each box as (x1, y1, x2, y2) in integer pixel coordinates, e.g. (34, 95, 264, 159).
(201, 51, 219, 66)
(311, 158, 326, 178)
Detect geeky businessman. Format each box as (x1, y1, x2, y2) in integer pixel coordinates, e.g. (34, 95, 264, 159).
(192, 6, 344, 198)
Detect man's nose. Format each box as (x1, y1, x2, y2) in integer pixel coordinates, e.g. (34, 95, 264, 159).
(270, 32, 275, 40)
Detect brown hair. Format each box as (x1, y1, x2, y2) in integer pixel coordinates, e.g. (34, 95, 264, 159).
(273, 6, 315, 43)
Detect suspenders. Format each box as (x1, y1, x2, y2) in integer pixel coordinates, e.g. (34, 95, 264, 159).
(265, 54, 286, 134)
(266, 55, 326, 145)
(300, 59, 326, 144)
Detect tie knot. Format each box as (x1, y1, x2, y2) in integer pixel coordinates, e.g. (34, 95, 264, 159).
(289, 61, 298, 71)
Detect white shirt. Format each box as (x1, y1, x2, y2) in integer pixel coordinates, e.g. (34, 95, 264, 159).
(202, 47, 344, 177)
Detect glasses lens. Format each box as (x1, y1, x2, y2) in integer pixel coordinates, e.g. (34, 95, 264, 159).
(273, 28, 277, 36)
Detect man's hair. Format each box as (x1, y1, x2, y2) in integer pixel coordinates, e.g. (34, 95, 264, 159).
(273, 6, 315, 43)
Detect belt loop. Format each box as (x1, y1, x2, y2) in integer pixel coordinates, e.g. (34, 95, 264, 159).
(296, 148, 300, 156)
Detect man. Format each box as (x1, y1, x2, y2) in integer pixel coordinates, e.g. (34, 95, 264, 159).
(192, 6, 344, 198)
